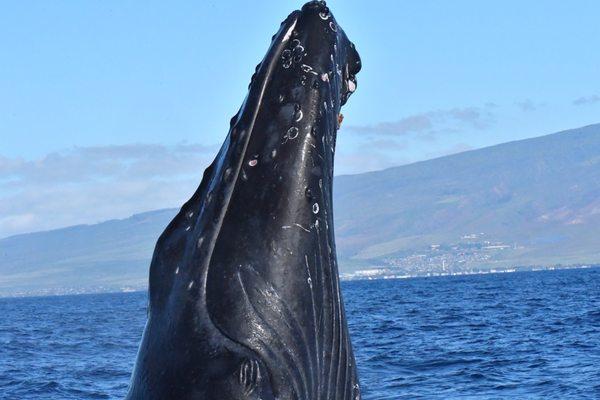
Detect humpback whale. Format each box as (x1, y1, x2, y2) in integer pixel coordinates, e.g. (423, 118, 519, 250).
(126, 1, 362, 399)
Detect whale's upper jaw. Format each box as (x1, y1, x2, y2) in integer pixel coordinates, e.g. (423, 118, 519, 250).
(193, 3, 363, 398)
(298, 0, 361, 105)
(248, 1, 362, 115)
(127, 2, 362, 399)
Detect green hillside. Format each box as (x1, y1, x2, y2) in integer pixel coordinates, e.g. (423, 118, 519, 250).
(1, 124, 599, 295)
(334, 123, 600, 272)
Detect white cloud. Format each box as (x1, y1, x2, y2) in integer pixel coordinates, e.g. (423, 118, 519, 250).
(335, 149, 407, 175)
(0, 123, 483, 237)
(0, 143, 218, 238)
(426, 143, 474, 159)
(345, 106, 495, 138)
(515, 99, 538, 112)
(0, 139, 415, 236)
(573, 94, 600, 106)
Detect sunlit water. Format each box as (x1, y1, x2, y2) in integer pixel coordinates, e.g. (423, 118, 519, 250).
(1, 268, 599, 399)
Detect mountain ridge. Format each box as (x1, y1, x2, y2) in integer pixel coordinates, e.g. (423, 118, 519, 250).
(1, 123, 599, 295)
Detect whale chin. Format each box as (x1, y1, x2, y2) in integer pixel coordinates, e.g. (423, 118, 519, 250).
(126, 2, 362, 399)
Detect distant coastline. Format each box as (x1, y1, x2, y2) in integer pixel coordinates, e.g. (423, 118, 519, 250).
(2, 125, 599, 300)
(2, 264, 597, 299)
(341, 263, 598, 281)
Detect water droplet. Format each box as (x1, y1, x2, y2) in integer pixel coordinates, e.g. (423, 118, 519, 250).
(305, 187, 313, 200)
(287, 127, 299, 140)
(312, 203, 320, 214)
(248, 159, 258, 167)
(329, 21, 337, 32)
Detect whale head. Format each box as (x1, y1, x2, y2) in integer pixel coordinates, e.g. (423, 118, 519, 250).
(127, 2, 362, 399)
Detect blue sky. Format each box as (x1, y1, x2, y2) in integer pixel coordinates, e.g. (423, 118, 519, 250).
(1, 0, 599, 237)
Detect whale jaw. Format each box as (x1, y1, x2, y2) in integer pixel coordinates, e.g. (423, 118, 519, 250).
(127, 2, 361, 399)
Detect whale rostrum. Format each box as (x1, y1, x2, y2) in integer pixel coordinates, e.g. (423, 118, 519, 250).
(126, 2, 362, 399)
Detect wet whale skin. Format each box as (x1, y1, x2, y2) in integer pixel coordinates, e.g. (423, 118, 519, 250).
(126, 2, 362, 399)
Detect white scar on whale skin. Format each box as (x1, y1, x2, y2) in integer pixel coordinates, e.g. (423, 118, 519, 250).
(348, 80, 356, 93)
(301, 64, 319, 76)
(127, 3, 363, 397)
(281, 19, 298, 42)
(282, 223, 311, 233)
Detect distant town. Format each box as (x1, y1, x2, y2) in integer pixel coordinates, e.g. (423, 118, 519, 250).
(3, 231, 598, 298)
(341, 232, 597, 280)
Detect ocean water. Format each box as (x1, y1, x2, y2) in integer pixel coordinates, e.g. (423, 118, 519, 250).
(1, 268, 599, 399)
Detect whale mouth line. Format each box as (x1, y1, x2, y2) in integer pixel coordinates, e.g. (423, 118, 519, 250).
(197, 15, 301, 299)
(128, 2, 361, 399)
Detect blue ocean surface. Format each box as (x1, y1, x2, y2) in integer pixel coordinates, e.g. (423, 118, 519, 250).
(1, 268, 599, 399)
